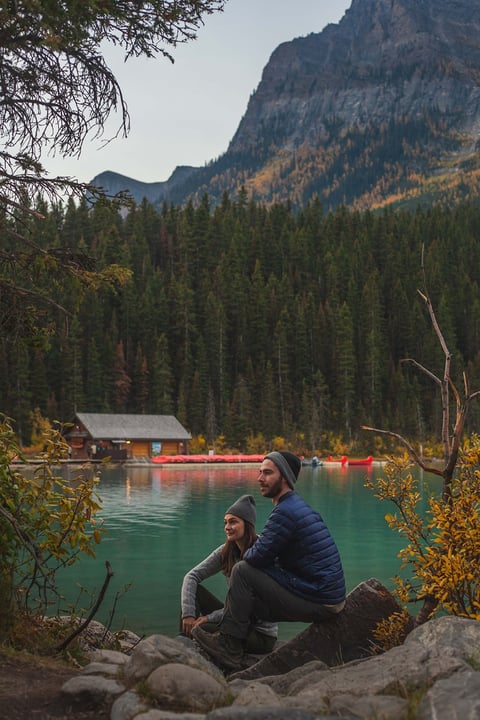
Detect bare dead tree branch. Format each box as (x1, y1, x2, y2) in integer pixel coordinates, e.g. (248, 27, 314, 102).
(363, 251, 480, 627)
(54, 561, 114, 653)
(419, 255, 452, 463)
(400, 358, 441, 386)
(360, 425, 444, 477)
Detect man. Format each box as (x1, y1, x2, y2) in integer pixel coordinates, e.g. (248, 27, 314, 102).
(192, 450, 346, 672)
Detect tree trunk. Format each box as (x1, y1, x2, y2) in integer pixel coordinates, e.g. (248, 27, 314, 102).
(0, 571, 14, 642)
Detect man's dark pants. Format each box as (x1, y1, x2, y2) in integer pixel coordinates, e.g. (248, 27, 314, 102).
(219, 559, 340, 640)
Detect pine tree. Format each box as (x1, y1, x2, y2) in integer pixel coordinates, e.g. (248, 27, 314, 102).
(334, 302, 356, 438)
(113, 340, 131, 412)
(150, 334, 174, 415)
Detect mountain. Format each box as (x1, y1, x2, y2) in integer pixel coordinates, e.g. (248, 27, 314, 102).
(90, 166, 199, 205)
(92, 0, 480, 211)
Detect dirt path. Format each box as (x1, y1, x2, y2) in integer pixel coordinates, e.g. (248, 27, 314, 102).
(0, 653, 109, 720)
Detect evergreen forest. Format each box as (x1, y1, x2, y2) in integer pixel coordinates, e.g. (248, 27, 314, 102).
(4, 192, 480, 455)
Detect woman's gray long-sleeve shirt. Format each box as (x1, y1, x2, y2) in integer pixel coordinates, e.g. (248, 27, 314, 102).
(181, 545, 278, 638)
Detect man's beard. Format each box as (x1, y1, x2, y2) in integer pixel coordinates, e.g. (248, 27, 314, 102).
(262, 477, 283, 498)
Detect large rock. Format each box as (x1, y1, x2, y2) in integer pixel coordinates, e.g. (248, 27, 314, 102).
(231, 578, 407, 680)
(61, 674, 125, 707)
(146, 662, 230, 713)
(232, 617, 480, 720)
(417, 670, 480, 720)
(124, 634, 224, 684)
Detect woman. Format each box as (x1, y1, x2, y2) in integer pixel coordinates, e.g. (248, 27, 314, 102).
(180, 494, 277, 655)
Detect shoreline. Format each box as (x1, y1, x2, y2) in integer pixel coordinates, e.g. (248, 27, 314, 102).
(9, 458, 265, 469)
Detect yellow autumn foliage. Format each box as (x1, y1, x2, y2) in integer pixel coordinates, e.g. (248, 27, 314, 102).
(367, 437, 480, 648)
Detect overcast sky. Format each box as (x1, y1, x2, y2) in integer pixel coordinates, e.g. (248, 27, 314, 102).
(43, 0, 351, 185)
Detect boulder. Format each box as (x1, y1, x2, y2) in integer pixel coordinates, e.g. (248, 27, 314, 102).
(146, 662, 230, 713)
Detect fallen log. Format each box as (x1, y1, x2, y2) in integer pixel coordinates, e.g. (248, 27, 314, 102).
(231, 577, 411, 680)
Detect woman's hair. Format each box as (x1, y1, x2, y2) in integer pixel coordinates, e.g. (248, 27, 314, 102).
(221, 521, 257, 576)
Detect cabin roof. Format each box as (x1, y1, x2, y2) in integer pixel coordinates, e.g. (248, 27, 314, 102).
(75, 413, 191, 441)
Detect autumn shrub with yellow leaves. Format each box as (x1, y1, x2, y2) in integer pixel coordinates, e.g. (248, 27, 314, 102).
(366, 438, 480, 649)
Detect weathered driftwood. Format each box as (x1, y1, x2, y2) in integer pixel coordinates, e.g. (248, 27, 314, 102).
(231, 577, 409, 680)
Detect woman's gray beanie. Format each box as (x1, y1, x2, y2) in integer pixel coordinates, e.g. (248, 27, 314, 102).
(225, 494, 256, 526)
(264, 451, 302, 489)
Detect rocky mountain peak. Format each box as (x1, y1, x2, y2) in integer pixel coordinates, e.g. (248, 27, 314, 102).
(95, 0, 480, 211)
(229, 0, 480, 156)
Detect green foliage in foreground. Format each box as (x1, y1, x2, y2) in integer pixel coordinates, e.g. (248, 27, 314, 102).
(0, 415, 105, 642)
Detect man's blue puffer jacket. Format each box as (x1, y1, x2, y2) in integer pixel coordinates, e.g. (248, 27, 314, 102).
(243, 491, 346, 605)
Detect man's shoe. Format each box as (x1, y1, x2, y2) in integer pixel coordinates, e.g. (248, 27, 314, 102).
(191, 626, 245, 671)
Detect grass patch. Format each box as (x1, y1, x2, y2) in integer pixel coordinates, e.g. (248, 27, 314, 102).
(466, 656, 480, 671)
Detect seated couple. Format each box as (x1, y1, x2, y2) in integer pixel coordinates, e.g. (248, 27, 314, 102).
(180, 451, 346, 673)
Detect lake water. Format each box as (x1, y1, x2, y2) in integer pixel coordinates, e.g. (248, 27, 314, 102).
(55, 462, 440, 641)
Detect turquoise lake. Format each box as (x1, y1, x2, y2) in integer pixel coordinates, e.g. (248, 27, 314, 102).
(55, 463, 441, 642)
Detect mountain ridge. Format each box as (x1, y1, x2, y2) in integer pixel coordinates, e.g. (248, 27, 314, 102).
(91, 0, 480, 210)
(91, 165, 199, 205)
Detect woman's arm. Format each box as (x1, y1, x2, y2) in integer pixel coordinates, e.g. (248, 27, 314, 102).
(180, 546, 223, 620)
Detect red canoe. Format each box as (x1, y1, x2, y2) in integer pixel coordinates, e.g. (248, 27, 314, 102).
(325, 455, 348, 465)
(324, 455, 373, 466)
(346, 455, 373, 466)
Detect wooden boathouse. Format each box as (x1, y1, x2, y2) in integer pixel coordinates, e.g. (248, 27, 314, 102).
(65, 412, 191, 461)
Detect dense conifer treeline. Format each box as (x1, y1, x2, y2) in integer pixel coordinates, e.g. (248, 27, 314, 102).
(3, 193, 480, 453)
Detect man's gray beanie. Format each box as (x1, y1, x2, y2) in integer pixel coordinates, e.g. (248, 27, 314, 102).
(225, 494, 256, 526)
(265, 451, 302, 489)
